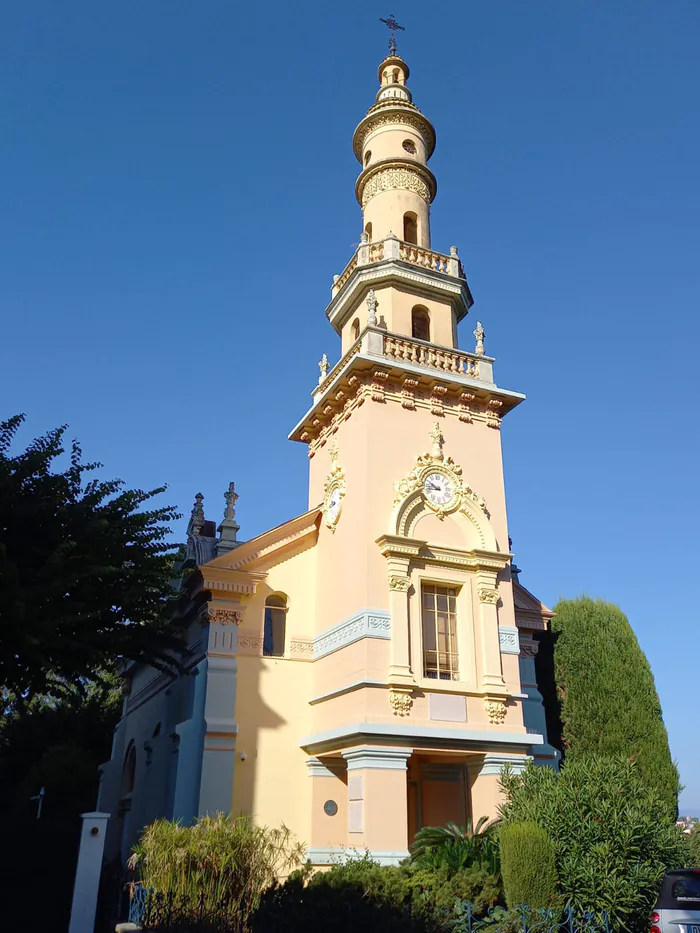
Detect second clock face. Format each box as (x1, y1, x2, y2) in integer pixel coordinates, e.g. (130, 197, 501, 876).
(327, 487, 342, 523)
(423, 472, 454, 506)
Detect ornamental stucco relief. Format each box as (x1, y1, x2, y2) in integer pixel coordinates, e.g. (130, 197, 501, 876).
(361, 168, 431, 207)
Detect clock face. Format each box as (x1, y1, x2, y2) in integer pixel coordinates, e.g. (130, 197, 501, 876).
(327, 487, 342, 523)
(423, 472, 454, 506)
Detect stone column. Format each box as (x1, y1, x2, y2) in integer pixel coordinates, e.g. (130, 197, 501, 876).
(306, 757, 347, 863)
(68, 812, 110, 933)
(342, 746, 412, 863)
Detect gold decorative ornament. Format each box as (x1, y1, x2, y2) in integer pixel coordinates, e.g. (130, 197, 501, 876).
(207, 607, 244, 625)
(323, 441, 346, 531)
(388, 574, 411, 592)
(484, 698, 507, 725)
(393, 423, 487, 519)
(389, 687, 413, 716)
(477, 587, 500, 606)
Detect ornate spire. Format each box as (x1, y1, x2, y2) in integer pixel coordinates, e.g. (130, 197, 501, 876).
(473, 321, 486, 356)
(318, 353, 329, 385)
(366, 289, 378, 326)
(217, 481, 240, 556)
(379, 14, 405, 56)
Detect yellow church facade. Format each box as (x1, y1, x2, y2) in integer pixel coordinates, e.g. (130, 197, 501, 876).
(98, 48, 557, 868)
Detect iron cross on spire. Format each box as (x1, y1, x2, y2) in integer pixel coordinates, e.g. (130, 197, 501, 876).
(379, 14, 405, 55)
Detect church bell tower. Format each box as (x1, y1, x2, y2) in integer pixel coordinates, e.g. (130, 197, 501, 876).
(288, 42, 543, 854)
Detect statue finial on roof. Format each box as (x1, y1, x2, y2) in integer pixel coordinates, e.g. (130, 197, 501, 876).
(217, 482, 240, 556)
(190, 492, 205, 535)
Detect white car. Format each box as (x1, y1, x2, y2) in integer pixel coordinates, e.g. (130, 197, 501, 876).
(652, 871, 700, 933)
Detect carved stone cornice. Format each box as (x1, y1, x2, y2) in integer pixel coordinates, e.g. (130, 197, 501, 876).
(200, 569, 267, 597)
(377, 535, 511, 575)
(289, 345, 523, 454)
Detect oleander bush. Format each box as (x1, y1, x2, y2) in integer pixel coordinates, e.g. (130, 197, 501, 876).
(499, 822, 558, 909)
(500, 755, 687, 933)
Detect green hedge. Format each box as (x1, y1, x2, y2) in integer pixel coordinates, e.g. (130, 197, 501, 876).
(499, 822, 557, 909)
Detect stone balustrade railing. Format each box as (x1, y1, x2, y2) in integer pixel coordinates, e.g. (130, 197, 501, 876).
(315, 328, 487, 395)
(331, 234, 464, 297)
(383, 333, 480, 378)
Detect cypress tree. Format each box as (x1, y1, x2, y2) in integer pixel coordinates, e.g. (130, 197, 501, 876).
(551, 597, 679, 818)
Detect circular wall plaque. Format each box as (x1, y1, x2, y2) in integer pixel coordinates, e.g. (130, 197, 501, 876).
(323, 799, 338, 817)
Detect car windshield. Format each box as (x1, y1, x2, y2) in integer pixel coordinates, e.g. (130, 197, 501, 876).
(671, 876, 700, 902)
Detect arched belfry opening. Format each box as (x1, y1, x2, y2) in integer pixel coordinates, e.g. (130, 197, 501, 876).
(412, 306, 430, 342)
(403, 212, 418, 245)
(364, 221, 372, 241)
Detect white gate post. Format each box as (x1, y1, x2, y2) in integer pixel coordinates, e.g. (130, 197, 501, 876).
(68, 811, 110, 933)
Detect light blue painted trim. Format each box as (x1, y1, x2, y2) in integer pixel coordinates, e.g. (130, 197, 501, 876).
(306, 846, 410, 867)
(314, 609, 391, 660)
(498, 626, 520, 655)
(300, 721, 544, 751)
(309, 678, 387, 704)
(478, 753, 531, 776)
(343, 745, 412, 771)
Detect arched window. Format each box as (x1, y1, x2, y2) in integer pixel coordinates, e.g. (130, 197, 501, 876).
(403, 211, 418, 245)
(364, 150, 372, 166)
(351, 318, 360, 342)
(364, 221, 372, 242)
(263, 594, 287, 658)
(121, 741, 136, 797)
(392, 68, 399, 84)
(412, 306, 430, 342)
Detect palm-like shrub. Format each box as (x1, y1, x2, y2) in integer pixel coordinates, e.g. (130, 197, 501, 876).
(128, 813, 305, 929)
(499, 822, 558, 909)
(410, 817, 501, 875)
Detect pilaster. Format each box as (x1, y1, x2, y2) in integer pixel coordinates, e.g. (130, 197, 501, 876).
(342, 745, 412, 856)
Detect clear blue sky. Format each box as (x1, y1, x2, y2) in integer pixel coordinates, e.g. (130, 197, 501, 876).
(2, 1, 699, 811)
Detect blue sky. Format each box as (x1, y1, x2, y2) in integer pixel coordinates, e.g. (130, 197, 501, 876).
(2, 1, 699, 810)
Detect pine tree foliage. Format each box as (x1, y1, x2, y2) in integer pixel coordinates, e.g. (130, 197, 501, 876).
(0, 415, 188, 699)
(552, 596, 680, 818)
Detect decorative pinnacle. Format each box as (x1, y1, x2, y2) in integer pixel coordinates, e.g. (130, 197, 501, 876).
(223, 482, 238, 522)
(429, 422, 444, 461)
(318, 353, 329, 384)
(366, 289, 378, 326)
(190, 492, 205, 534)
(379, 13, 405, 56)
(474, 321, 486, 356)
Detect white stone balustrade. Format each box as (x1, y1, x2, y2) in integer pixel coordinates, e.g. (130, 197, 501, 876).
(383, 334, 481, 378)
(315, 328, 490, 394)
(331, 235, 464, 297)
